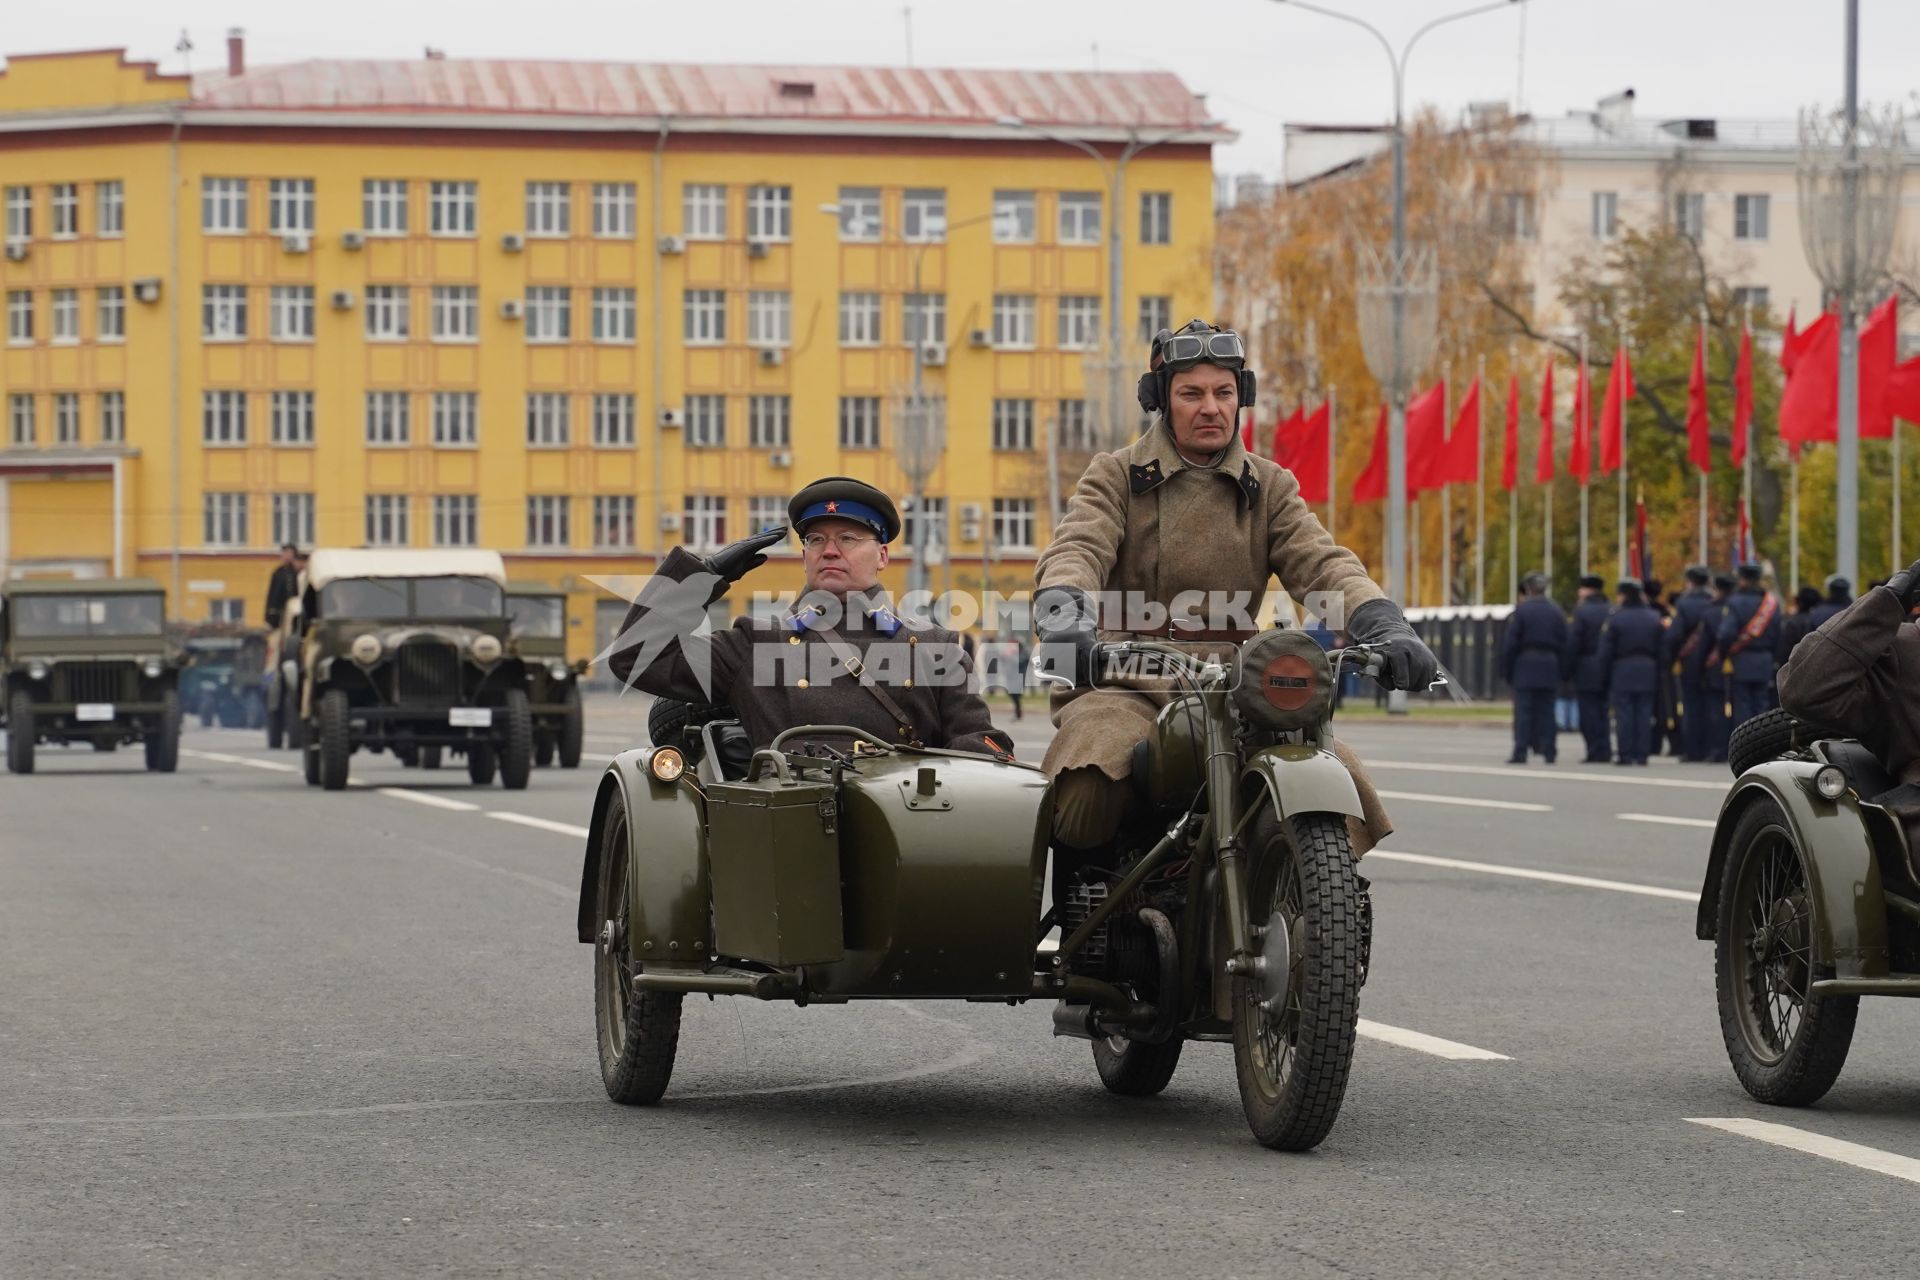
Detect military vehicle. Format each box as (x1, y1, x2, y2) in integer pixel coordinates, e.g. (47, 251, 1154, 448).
(294, 549, 532, 791)
(1, 577, 183, 774)
(1699, 707, 1920, 1104)
(506, 583, 587, 768)
(578, 632, 1400, 1151)
(178, 627, 269, 729)
(264, 597, 305, 750)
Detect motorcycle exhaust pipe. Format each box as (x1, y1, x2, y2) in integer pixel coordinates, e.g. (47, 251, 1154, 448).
(1051, 1000, 1100, 1041)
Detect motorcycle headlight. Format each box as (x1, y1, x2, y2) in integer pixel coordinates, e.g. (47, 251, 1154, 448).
(350, 633, 383, 665)
(142, 658, 164, 679)
(1813, 764, 1849, 801)
(471, 634, 503, 664)
(548, 660, 570, 680)
(1232, 629, 1334, 732)
(26, 660, 48, 681)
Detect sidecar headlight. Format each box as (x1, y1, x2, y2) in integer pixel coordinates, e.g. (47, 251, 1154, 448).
(350, 633, 383, 665)
(470, 634, 503, 664)
(647, 746, 685, 783)
(1813, 764, 1848, 800)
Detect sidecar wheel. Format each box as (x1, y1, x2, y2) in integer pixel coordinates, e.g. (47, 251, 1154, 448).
(1714, 796, 1857, 1105)
(1092, 1033, 1183, 1096)
(1231, 811, 1362, 1151)
(595, 789, 683, 1105)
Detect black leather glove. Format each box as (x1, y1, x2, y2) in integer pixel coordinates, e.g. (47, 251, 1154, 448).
(1347, 597, 1440, 691)
(1885, 558, 1920, 610)
(1032, 584, 1102, 688)
(703, 526, 788, 585)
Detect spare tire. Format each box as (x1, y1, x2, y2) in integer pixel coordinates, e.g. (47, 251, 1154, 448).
(646, 698, 736, 765)
(1728, 707, 1805, 777)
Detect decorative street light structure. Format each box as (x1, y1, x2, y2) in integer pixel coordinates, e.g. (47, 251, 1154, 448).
(1796, 0, 1905, 585)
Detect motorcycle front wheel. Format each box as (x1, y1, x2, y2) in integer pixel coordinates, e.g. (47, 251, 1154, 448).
(1231, 810, 1363, 1151)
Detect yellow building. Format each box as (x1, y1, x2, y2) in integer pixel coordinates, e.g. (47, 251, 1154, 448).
(0, 39, 1229, 658)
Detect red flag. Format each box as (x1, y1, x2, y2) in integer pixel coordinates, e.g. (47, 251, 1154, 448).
(1501, 374, 1520, 492)
(1353, 405, 1389, 504)
(1891, 355, 1920, 425)
(1440, 377, 1481, 486)
(1269, 407, 1303, 466)
(1286, 402, 1331, 503)
(1569, 358, 1592, 483)
(1407, 382, 1448, 492)
(1686, 328, 1711, 472)
(1860, 294, 1898, 441)
(1534, 361, 1556, 484)
(1780, 312, 1839, 445)
(1732, 325, 1753, 469)
(1599, 345, 1634, 474)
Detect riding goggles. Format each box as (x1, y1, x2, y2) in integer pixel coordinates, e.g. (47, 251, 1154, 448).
(1157, 330, 1246, 371)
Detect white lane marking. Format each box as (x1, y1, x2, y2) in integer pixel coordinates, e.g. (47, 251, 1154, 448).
(1368, 759, 1725, 791)
(375, 787, 480, 813)
(486, 811, 591, 839)
(1687, 1118, 1920, 1185)
(1356, 1019, 1510, 1061)
(1375, 789, 1552, 812)
(1618, 812, 1717, 829)
(181, 749, 299, 774)
(1370, 849, 1699, 902)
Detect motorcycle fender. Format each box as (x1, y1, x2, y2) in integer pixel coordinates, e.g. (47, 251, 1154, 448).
(1241, 743, 1365, 824)
(1696, 762, 1887, 978)
(576, 749, 709, 959)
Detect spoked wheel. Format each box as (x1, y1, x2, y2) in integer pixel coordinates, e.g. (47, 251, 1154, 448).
(1231, 810, 1363, 1151)
(1715, 797, 1857, 1105)
(594, 789, 683, 1104)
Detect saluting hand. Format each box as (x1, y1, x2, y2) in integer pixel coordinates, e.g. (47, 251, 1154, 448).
(704, 526, 789, 584)
(1885, 558, 1920, 611)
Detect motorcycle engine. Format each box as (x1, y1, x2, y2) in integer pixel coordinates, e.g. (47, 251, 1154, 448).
(1059, 880, 1160, 991)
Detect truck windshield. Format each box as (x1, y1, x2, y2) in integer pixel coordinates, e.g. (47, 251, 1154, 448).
(320, 577, 502, 619)
(11, 594, 165, 638)
(507, 596, 565, 639)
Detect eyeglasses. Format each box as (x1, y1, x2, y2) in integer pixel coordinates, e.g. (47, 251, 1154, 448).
(1158, 330, 1245, 370)
(801, 531, 880, 552)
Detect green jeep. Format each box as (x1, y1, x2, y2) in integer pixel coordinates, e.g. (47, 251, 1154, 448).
(506, 583, 587, 769)
(1, 578, 184, 774)
(296, 549, 533, 791)
(178, 627, 269, 729)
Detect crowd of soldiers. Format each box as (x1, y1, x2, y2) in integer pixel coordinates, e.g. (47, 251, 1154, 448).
(1500, 564, 1855, 766)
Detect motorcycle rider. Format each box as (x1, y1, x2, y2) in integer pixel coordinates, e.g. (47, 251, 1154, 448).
(1031, 319, 1435, 862)
(1778, 559, 1920, 780)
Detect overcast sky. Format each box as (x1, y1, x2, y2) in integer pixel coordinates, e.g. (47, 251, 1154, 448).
(3, 0, 1910, 176)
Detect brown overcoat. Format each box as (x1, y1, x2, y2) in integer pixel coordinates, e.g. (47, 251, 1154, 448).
(1777, 585, 1920, 781)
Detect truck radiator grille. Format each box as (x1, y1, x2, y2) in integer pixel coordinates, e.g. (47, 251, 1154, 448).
(395, 640, 462, 703)
(56, 662, 129, 704)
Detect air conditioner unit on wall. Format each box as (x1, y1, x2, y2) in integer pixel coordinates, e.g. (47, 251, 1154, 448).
(658, 407, 682, 428)
(746, 240, 770, 259)
(4, 242, 27, 263)
(132, 277, 162, 303)
(757, 347, 783, 367)
(657, 235, 686, 255)
(968, 328, 990, 349)
(501, 232, 526, 252)
(959, 502, 983, 523)
(500, 298, 525, 320)
(281, 233, 312, 254)
(920, 342, 948, 367)
(329, 290, 356, 310)
(658, 513, 682, 532)
(960, 522, 982, 543)
(769, 449, 793, 468)
(340, 229, 366, 250)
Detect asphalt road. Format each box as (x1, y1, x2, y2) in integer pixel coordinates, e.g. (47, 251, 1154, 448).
(6, 694, 1919, 1278)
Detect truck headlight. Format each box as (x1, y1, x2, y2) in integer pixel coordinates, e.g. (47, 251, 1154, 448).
(142, 658, 164, 679)
(1814, 764, 1848, 800)
(350, 633, 383, 665)
(548, 660, 570, 680)
(471, 634, 503, 663)
(26, 661, 47, 681)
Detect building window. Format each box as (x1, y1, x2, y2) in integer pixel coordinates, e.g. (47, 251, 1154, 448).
(839, 396, 881, 450)
(904, 497, 947, 554)
(682, 495, 727, 550)
(592, 393, 636, 446)
(430, 285, 478, 341)
(683, 289, 726, 345)
(592, 287, 636, 343)
(269, 285, 315, 341)
(364, 179, 408, 235)
(202, 178, 248, 234)
(96, 286, 126, 342)
(685, 394, 727, 448)
(993, 190, 1036, 243)
(1057, 398, 1097, 450)
(1591, 191, 1618, 241)
(683, 183, 727, 240)
(592, 495, 636, 549)
(746, 184, 792, 242)
(1057, 296, 1101, 351)
(1672, 191, 1705, 240)
(3, 187, 29, 242)
(364, 391, 410, 446)
(207, 598, 246, 623)
(52, 393, 79, 444)
(98, 391, 125, 444)
(991, 497, 1036, 550)
(7, 290, 31, 344)
(432, 494, 477, 547)
(271, 391, 316, 445)
(1734, 193, 1770, 241)
(364, 494, 410, 546)
(203, 493, 250, 547)
(838, 292, 882, 347)
(525, 181, 571, 237)
(272, 493, 316, 548)
(1139, 192, 1171, 245)
(747, 290, 791, 348)
(202, 390, 248, 445)
(592, 182, 637, 238)
(992, 398, 1035, 452)
(749, 394, 791, 448)
(838, 186, 881, 240)
(902, 188, 946, 242)
(50, 184, 78, 239)
(992, 294, 1036, 348)
(904, 293, 946, 346)
(526, 495, 571, 548)
(748, 495, 786, 534)
(202, 284, 248, 340)
(50, 289, 78, 345)
(96, 181, 124, 237)
(525, 392, 570, 446)
(8, 394, 33, 445)
(1138, 296, 1171, 343)
(522, 285, 571, 342)
(1731, 286, 1772, 318)
(429, 181, 477, 236)
(268, 179, 315, 234)
(432, 391, 479, 446)
(365, 285, 410, 341)
(1497, 192, 1536, 240)
(1058, 192, 1102, 245)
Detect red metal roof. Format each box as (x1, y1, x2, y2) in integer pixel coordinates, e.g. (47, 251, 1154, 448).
(187, 59, 1224, 136)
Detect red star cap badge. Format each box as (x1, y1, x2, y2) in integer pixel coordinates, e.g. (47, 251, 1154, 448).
(825, 500, 839, 512)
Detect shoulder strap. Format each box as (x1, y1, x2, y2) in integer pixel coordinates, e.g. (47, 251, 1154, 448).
(1727, 592, 1779, 657)
(814, 623, 922, 748)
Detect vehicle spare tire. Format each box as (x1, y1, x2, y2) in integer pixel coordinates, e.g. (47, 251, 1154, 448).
(1728, 707, 1805, 778)
(646, 698, 735, 765)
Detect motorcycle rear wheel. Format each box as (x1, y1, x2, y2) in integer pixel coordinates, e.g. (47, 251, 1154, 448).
(1231, 810, 1363, 1151)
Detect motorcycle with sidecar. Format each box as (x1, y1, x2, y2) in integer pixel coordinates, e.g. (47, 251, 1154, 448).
(577, 630, 1388, 1150)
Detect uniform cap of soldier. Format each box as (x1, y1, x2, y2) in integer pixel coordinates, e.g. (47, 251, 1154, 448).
(1824, 574, 1852, 595)
(1736, 562, 1763, 583)
(1520, 570, 1550, 596)
(786, 476, 902, 543)
(1615, 576, 1644, 598)
(1684, 564, 1710, 585)
(1578, 574, 1605, 591)
(1713, 573, 1737, 591)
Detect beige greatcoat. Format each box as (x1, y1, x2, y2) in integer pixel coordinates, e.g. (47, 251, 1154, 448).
(1035, 420, 1394, 852)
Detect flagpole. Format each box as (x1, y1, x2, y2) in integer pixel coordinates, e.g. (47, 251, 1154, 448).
(1790, 453, 1800, 593)
(1411, 494, 1422, 607)
(1741, 299, 1754, 571)
(1617, 326, 1629, 579)
(1697, 309, 1709, 563)
(1895, 422, 1902, 571)
(1441, 370, 1452, 607)
(1476, 354, 1486, 605)
(1328, 384, 1339, 544)
(1579, 334, 1590, 577)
